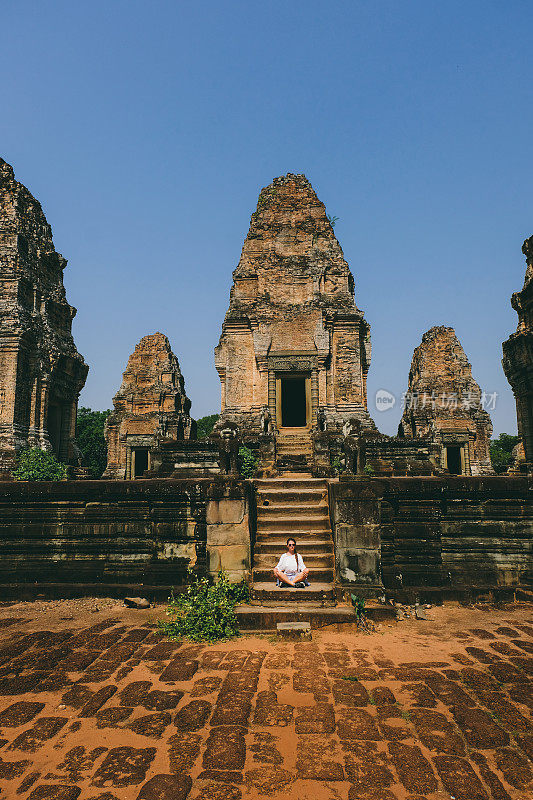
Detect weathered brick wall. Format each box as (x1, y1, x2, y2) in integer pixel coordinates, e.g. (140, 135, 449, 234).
(330, 477, 532, 599)
(0, 478, 251, 598)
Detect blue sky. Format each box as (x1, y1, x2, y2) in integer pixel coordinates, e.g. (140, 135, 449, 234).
(2, 1, 532, 435)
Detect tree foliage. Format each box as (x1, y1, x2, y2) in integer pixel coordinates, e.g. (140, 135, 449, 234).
(76, 407, 111, 477)
(159, 569, 249, 643)
(196, 413, 219, 439)
(12, 448, 69, 481)
(490, 433, 520, 474)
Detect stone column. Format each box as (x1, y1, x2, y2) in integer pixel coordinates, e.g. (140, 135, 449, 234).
(463, 440, 472, 476)
(311, 369, 319, 425)
(268, 369, 276, 422)
(206, 490, 251, 582)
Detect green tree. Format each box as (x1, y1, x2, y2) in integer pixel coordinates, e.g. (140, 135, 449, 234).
(12, 448, 69, 481)
(196, 413, 219, 439)
(76, 407, 111, 477)
(490, 433, 519, 474)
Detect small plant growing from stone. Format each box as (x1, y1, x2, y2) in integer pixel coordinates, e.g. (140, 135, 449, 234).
(159, 569, 249, 643)
(351, 593, 366, 620)
(363, 463, 375, 476)
(350, 593, 374, 632)
(238, 445, 258, 479)
(327, 214, 339, 228)
(12, 448, 69, 481)
(331, 456, 344, 475)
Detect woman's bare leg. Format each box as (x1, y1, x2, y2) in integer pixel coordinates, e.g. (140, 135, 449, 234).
(274, 568, 296, 587)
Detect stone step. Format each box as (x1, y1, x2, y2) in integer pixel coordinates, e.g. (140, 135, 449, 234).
(251, 581, 335, 603)
(235, 601, 395, 630)
(257, 517, 331, 532)
(277, 445, 313, 454)
(254, 539, 334, 554)
(276, 462, 313, 474)
(257, 488, 327, 502)
(257, 503, 328, 517)
(254, 552, 334, 568)
(255, 478, 328, 490)
(252, 566, 334, 582)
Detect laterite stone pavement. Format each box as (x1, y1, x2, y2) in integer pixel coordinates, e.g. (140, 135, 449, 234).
(0, 599, 530, 799)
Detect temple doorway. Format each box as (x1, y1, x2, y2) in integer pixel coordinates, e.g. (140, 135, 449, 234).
(277, 374, 310, 428)
(133, 448, 149, 478)
(446, 446, 462, 475)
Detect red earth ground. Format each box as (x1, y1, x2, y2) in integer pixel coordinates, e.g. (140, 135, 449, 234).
(0, 598, 530, 800)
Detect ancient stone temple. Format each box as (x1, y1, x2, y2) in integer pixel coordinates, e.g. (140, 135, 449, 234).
(398, 326, 494, 475)
(214, 173, 375, 468)
(104, 333, 195, 479)
(0, 158, 88, 471)
(502, 236, 533, 470)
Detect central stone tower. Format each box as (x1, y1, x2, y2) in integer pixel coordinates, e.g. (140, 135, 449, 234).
(215, 173, 375, 457)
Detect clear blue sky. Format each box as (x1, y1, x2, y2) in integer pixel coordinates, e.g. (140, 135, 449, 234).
(2, 1, 532, 435)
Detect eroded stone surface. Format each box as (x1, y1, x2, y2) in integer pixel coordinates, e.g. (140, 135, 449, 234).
(214, 173, 375, 472)
(399, 325, 494, 475)
(91, 747, 156, 788)
(0, 158, 88, 471)
(104, 333, 195, 479)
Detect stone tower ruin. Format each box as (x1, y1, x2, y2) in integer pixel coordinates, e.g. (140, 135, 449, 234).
(398, 326, 494, 475)
(0, 158, 88, 470)
(104, 332, 195, 479)
(214, 173, 375, 467)
(502, 235, 533, 470)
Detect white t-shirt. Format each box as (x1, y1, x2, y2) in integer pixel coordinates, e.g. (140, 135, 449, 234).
(276, 552, 305, 573)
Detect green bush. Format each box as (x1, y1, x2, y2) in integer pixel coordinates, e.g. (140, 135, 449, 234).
(159, 569, 249, 643)
(363, 464, 375, 476)
(238, 445, 258, 478)
(76, 407, 111, 477)
(12, 448, 69, 481)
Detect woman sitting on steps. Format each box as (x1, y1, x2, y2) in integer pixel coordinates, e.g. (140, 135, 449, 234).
(273, 537, 310, 588)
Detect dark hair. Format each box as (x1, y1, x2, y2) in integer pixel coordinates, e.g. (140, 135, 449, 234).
(286, 538, 299, 572)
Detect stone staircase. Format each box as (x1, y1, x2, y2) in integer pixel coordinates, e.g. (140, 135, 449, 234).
(235, 473, 395, 630)
(275, 429, 313, 472)
(236, 474, 360, 629)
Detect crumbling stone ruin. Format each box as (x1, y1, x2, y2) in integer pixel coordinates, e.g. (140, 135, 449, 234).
(214, 173, 375, 471)
(502, 235, 533, 471)
(398, 326, 494, 475)
(0, 158, 88, 472)
(104, 332, 195, 479)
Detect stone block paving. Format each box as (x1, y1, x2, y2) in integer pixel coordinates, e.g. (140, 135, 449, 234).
(0, 601, 530, 799)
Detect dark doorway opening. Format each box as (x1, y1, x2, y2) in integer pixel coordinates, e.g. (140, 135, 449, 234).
(281, 377, 307, 427)
(134, 448, 149, 478)
(47, 403, 61, 456)
(446, 446, 462, 475)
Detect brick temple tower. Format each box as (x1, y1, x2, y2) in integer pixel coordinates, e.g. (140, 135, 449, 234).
(214, 173, 375, 464)
(398, 326, 494, 475)
(502, 236, 533, 470)
(0, 158, 88, 470)
(104, 333, 195, 479)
